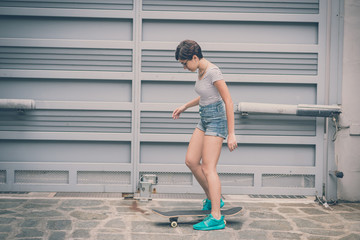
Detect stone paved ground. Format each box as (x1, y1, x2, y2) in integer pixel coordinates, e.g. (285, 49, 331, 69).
(0, 193, 359, 240)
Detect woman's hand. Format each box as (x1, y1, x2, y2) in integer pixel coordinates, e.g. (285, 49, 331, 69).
(172, 105, 186, 119)
(227, 133, 238, 152)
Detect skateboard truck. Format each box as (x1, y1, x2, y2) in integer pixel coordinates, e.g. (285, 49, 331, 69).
(169, 217, 179, 228)
(136, 174, 158, 201)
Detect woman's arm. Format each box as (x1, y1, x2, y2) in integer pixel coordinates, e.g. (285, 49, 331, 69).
(172, 96, 200, 120)
(214, 80, 238, 152)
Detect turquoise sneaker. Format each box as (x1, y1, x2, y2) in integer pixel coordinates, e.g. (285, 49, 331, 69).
(202, 198, 225, 211)
(193, 214, 225, 231)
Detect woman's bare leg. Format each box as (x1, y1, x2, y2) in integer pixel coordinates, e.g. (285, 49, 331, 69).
(201, 135, 223, 219)
(185, 128, 210, 198)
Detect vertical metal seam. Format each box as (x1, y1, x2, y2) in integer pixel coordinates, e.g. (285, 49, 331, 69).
(132, 0, 143, 192)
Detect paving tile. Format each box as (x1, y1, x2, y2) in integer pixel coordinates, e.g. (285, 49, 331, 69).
(307, 236, 333, 240)
(0, 218, 15, 225)
(348, 222, 360, 231)
(47, 220, 72, 230)
(132, 234, 191, 240)
(0, 210, 16, 215)
(0, 234, 8, 240)
(249, 220, 292, 230)
(131, 221, 177, 234)
(241, 202, 277, 209)
(23, 203, 54, 209)
(15, 228, 44, 238)
(60, 199, 103, 208)
(299, 208, 330, 215)
(300, 228, 345, 237)
(70, 210, 108, 220)
(249, 212, 285, 219)
(292, 218, 323, 228)
(104, 218, 126, 228)
(0, 199, 26, 203)
(0, 202, 23, 209)
(71, 229, 90, 239)
(97, 233, 127, 240)
(307, 215, 343, 224)
(272, 231, 302, 239)
(338, 212, 360, 221)
(48, 231, 66, 240)
(277, 207, 300, 214)
(197, 231, 234, 240)
(224, 219, 243, 231)
(75, 221, 100, 229)
(236, 230, 267, 239)
(17, 210, 63, 218)
(339, 233, 360, 240)
(329, 204, 356, 212)
(0, 225, 11, 233)
(26, 199, 59, 204)
(20, 219, 41, 227)
(279, 203, 317, 207)
(343, 203, 360, 211)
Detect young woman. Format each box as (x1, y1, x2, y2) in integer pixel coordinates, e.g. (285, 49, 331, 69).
(172, 40, 238, 230)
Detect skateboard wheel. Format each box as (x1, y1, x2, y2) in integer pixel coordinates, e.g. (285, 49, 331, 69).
(170, 221, 178, 228)
(224, 220, 227, 225)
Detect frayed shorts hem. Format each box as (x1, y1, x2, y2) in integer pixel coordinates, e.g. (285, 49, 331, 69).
(196, 126, 227, 140)
(196, 127, 227, 139)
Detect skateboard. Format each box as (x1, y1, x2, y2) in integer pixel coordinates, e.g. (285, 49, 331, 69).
(152, 207, 243, 228)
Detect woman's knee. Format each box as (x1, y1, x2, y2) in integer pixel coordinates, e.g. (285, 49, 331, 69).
(201, 164, 216, 177)
(185, 156, 199, 170)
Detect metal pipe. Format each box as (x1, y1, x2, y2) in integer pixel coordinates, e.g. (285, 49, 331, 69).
(237, 102, 341, 117)
(237, 102, 297, 115)
(0, 99, 36, 110)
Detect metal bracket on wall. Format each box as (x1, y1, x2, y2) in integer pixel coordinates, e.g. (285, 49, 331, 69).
(329, 170, 344, 178)
(135, 174, 158, 201)
(331, 115, 350, 141)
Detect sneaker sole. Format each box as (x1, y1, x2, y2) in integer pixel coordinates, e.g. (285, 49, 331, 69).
(193, 224, 226, 231)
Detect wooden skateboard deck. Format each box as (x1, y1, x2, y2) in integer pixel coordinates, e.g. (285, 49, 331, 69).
(152, 207, 243, 228)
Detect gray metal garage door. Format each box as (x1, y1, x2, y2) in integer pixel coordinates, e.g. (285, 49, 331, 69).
(0, 0, 331, 195)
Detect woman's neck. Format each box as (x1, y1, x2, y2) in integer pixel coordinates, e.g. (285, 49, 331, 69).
(198, 58, 208, 72)
(198, 58, 209, 77)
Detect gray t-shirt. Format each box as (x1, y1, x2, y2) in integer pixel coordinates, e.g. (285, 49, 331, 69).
(195, 66, 224, 106)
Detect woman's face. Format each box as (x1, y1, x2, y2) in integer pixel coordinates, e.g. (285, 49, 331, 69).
(179, 56, 198, 72)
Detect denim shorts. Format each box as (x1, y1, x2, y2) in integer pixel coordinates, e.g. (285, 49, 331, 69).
(196, 100, 228, 139)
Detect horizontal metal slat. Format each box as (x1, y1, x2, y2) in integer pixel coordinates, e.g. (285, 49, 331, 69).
(0, 109, 132, 133)
(1, 53, 132, 61)
(0, 116, 131, 123)
(0, 120, 131, 128)
(143, 0, 319, 14)
(141, 111, 198, 118)
(2, 65, 132, 72)
(0, 0, 133, 10)
(0, 46, 133, 72)
(0, 109, 132, 117)
(142, 49, 318, 75)
(0, 126, 131, 133)
(1, 59, 131, 67)
(144, 0, 317, 8)
(0, 47, 132, 55)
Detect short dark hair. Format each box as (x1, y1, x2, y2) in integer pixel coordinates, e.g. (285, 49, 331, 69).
(175, 40, 203, 60)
